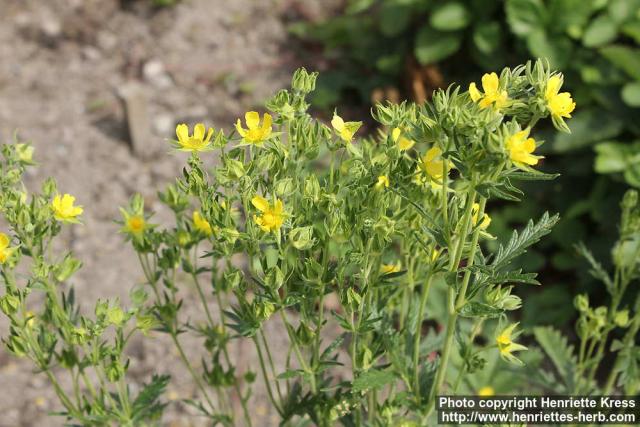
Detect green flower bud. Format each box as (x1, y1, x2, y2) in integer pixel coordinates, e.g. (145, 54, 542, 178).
(574, 294, 589, 312)
(107, 306, 125, 326)
(291, 68, 318, 94)
(256, 301, 275, 321)
(303, 175, 320, 203)
(226, 159, 245, 179)
(54, 254, 82, 282)
(614, 310, 629, 328)
(275, 178, 294, 197)
(289, 226, 315, 250)
(0, 294, 20, 316)
(265, 267, 284, 290)
(136, 314, 157, 335)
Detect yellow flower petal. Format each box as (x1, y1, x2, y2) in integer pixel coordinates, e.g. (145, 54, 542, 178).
(482, 72, 499, 94)
(235, 120, 247, 138)
(193, 123, 205, 141)
(469, 82, 482, 102)
(251, 196, 270, 213)
(176, 124, 189, 143)
(246, 111, 260, 130)
(331, 114, 345, 132)
(0, 233, 9, 249)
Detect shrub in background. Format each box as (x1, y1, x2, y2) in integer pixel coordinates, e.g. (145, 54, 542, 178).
(295, 0, 640, 326)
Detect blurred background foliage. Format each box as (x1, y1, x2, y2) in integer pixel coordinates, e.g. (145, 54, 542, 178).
(292, 0, 640, 329)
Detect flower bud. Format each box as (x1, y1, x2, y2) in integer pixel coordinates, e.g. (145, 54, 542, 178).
(0, 294, 20, 316)
(614, 310, 629, 328)
(289, 226, 315, 250)
(574, 294, 589, 312)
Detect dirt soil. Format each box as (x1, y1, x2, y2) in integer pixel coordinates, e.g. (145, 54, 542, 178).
(0, 0, 335, 425)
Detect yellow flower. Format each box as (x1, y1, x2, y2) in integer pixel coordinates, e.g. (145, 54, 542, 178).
(252, 196, 285, 233)
(331, 113, 362, 143)
(175, 123, 214, 152)
(380, 262, 401, 274)
(125, 215, 146, 238)
(472, 203, 491, 230)
(506, 128, 542, 168)
(431, 248, 440, 262)
(496, 323, 527, 365)
(375, 175, 390, 191)
(193, 211, 213, 236)
(392, 127, 415, 151)
(236, 111, 272, 144)
(25, 311, 37, 329)
(52, 194, 83, 223)
(469, 72, 508, 110)
(0, 232, 14, 264)
(418, 147, 451, 182)
(545, 75, 576, 119)
(477, 386, 495, 397)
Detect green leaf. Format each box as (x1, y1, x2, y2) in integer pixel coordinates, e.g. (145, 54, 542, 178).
(504, 170, 560, 181)
(131, 374, 170, 423)
(430, 2, 470, 31)
(608, 0, 640, 24)
(458, 302, 504, 318)
(414, 26, 462, 64)
(548, 0, 597, 36)
(533, 327, 577, 392)
(352, 369, 396, 392)
(594, 141, 629, 173)
(505, 0, 546, 36)
(550, 108, 624, 153)
(380, 4, 412, 37)
(574, 242, 614, 291)
(600, 45, 640, 80)
(526, 30, 573, 69)
(582, 14, 619, 47)
(621, 82, 640, 107)
(491, 212, 560, 270)
(473, 21, 502, 54)
(621, 20, 640, 43)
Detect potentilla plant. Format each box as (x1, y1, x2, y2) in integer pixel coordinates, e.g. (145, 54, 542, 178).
(0, 60, 580, 426)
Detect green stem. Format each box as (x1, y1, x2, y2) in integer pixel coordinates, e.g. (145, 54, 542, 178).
(426, 192, 479, 415)
(413, 272, 434, 394)
(170, 332, 217, 414)
(253, 335, 284, 416)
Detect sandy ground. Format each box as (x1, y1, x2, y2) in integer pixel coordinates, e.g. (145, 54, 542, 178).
(0, 0, 333, 425)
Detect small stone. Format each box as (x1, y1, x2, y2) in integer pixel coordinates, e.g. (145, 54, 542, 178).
(153, 113, 174, 136)
(143, 60, 173, 89)
(82, 46, 102, 61)
(97, 30, 118, 51)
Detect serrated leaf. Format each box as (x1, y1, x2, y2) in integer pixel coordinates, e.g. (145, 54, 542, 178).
(352, 369, 396, 392)
(575, 242, 614, 293)
(491, 212, 560, 270)
(458, 302, 504, 318)
(533, 326, 577, 392)
(505, 170, 560, 181)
